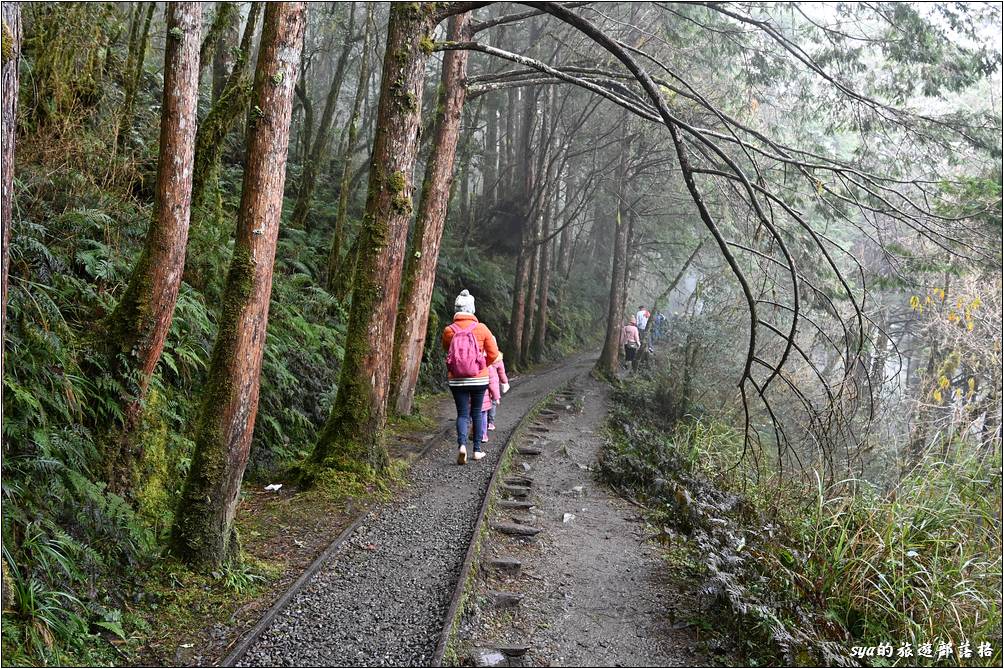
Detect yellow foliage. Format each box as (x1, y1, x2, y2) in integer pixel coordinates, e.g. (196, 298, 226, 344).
(938, 375, 950, 389)
(933, 389, 943, 403)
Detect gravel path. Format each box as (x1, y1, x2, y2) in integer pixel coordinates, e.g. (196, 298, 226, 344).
(456, 376, 707, 667)
(236, 355, 596, 667)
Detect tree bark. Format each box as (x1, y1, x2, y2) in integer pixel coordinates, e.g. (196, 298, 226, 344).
(173, 2, 305, 569)
(1, 1, 21, 346)
(290, 1, 357, 233)
(389, 12, 471, 416)
(327, 3, 375, 289)
(104, 2, 202, 490)
(308, 3, 435, 475)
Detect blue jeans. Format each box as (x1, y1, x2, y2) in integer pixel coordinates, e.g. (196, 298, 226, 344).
(450, 385, 487, 450)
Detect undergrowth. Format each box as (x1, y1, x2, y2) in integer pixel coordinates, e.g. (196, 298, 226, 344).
(602, 369, 1003, 667)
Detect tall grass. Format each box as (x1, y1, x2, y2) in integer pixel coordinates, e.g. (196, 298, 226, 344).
(604, 376, 1003, 666)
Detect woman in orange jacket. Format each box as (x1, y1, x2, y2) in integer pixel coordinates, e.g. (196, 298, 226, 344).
(442, 289, 500, 464)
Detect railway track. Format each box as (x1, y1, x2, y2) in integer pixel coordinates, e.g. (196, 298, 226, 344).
(220, 357, 592, 667)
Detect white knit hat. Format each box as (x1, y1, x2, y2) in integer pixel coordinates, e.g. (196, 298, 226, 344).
(454, 289, 475, 314)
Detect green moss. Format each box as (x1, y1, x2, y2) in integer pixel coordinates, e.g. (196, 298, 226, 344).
(168, 26, 183, 41)
(134, 390, 174, 533)
(387, 170, 408, 193)
(392, 194, 413, 216)
(419, 35, 436, 56)
(1, 22, 14, 65)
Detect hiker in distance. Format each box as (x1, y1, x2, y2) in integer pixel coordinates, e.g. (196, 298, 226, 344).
(442, 289, 501, 465)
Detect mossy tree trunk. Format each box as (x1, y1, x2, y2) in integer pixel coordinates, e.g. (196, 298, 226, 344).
(326, 3, 375, 290)
(389, 11, 471, 416)
(309, 3, 436, 475)
(202, 1, 240, 98)
(172, 2, 305, 570)
(290, 1, 357, 233)
(104, 2, 202, 491)
(184, 2, 263, 294)
(1, 1, 21, 347)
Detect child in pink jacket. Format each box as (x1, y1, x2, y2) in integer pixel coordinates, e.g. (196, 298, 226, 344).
(480, 348, 510, 442)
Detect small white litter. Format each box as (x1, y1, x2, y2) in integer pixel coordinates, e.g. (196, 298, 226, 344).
(264, 483, 282, 492)
(562, 513, 575, 523)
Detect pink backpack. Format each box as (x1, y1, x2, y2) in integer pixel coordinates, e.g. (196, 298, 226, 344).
(447, 322, 486, 377)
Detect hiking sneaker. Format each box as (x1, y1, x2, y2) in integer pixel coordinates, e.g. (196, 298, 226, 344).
(487, 422, 496, 431)
(457, 445, 467, 465)
(481, 435, 489, 443)
(473, 451, 486, 461)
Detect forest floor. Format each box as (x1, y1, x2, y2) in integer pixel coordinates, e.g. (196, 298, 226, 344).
(134, 355, 712, 667)
(453, 374, 709, 667)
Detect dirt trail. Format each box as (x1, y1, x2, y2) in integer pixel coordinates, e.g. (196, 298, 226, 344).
(455, 376, 707, 667)
(233, 355, 596, 667)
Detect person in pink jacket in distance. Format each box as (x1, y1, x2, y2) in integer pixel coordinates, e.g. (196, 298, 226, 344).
(621, 316, 641, 367)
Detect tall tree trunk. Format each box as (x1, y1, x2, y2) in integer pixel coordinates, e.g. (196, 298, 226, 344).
(210, 2, 241, 103)
(521, 89, 553, 363)
(294, 59, 314, 168)
(521, 241, 540, 362)
(504, 87, 516, 194)
(483, 93, 498, 213)
(389, 12, 471, 416)
(104, 2, 202, 491)
(327, 3, 375, 289)
(199, 2, 239, 91)
(620, 206, 635, 319)
(185, 2, 263, 292)
(291, 2, 357, 233)
(116, 2, 156, 150)
(595, 147, 630, 379)
(1, 1, 21, 346)
(172, 2, 305, 569)
(506, 86, 537, 369)
(531, 179, 553, 361)
(308, 3, 435, 475)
